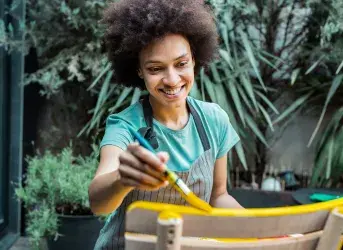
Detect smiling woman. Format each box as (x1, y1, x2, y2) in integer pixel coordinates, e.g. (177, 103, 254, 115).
(88, 0, 243, 249)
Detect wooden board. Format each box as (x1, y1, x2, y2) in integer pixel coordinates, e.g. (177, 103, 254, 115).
(126, 208, 329, 238)
(125, 231, 321, 250)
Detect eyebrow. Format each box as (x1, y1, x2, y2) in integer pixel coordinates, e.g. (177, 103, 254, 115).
(144, 53, 189, 65)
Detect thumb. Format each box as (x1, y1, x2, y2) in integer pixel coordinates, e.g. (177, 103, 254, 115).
(156, 151, 169, 163)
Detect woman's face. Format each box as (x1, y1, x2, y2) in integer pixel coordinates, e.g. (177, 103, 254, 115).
(138, 34, 195, 107)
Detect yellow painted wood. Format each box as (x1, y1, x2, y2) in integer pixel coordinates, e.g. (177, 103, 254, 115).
(127, 198, 343, 217)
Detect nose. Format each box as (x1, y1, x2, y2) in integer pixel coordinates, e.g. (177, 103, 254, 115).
(162, 68, 181, 86)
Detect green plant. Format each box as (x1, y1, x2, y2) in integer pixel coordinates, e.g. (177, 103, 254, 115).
(309, 0, 343, 186)
(15, 145, 99, 249)
(3, 0, 342, 185)
(201, 0, 343, 180)
(1, 0, 136, 138)
(22, 0, 109, 97)
(271, 0, 343, 186)
(310, 107, 343, 187)
(0, 0, 26, 53)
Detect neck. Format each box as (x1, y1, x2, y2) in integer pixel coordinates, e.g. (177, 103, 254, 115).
(149, 96, 189, 130)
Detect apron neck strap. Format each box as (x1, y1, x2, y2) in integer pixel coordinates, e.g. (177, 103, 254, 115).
(140, 95, 210, 151)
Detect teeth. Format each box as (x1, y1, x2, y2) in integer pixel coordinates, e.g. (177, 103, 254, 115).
(162, 87, 182, 95)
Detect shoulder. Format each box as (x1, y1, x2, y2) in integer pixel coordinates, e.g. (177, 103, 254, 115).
(105, 101, 144, 129)
(101, 101, 144, 149)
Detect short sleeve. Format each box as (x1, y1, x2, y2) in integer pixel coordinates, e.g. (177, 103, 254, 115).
(215, 106, 240, 159)
(100, 114, 134, 150)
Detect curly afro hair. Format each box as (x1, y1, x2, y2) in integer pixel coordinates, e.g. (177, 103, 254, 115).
(102, 0, 219, 89)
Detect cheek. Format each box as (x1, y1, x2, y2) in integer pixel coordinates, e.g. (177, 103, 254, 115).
(184, 69, 195, 84)
(143, 74, 160, 89)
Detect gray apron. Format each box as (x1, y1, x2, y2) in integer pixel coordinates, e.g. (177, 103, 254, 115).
(94, 96, 214, 250)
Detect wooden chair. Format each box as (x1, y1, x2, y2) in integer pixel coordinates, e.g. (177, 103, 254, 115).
(125, 197, 343, 250)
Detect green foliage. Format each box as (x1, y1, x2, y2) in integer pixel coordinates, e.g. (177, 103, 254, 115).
(321, 0, 343, 46)
(24, 203, 58, 249)
(193, 1, 284, 169)
(22, 0, 109, 97)
(0, 0, 26, 53)
(199, 0, 343, 179)
(310, 107, 343, 187)
(15, 145, 99, 249)
(311, 1, 343, 185)
(2, 0, 342, 185)
(1, 0, 132, 135)
(269, 0, 343, 185)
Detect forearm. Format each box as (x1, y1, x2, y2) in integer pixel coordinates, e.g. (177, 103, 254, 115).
(210, 192, 244, 209)
(89, 170, 133, 215)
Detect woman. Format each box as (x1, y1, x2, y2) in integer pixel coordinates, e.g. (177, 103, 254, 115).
(89, 0, 243, 249)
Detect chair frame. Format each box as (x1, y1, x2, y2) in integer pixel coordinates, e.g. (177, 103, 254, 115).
(125, 198, 343, 250)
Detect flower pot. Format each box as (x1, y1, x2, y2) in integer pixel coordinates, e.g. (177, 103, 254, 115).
(47, 214, 104, 250)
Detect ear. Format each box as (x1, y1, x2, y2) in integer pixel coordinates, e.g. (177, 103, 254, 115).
(137, 68, 143, 79)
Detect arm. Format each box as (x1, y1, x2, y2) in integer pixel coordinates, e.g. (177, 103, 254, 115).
(209, 154, 244, 209)
(88, 144, 169, 215)
(88, 145, 133, 215)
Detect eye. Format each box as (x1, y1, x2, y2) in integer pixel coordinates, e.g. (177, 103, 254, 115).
(148, 67, 162, 72)
(177, 61, 188, 67)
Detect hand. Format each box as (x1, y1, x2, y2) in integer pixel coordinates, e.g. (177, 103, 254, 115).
(118, 143, 169, 191)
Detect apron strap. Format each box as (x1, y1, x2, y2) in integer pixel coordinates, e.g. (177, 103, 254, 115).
(139, 95, 210, 151)
(188, 99, 211, 151)
(137, 96, 159, 149)
(142, 95, 153, 128)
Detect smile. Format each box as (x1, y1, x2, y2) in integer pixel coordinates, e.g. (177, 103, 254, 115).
(160, 86, 185, 96)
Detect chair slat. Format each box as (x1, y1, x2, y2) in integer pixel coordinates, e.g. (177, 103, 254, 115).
(316, 208, 343, 250)
(125, 231, 321, 250)
(126, 208, 329, 238)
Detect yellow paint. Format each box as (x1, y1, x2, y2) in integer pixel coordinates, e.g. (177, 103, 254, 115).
(203, 237, 258, 242)
(185, 192, 212, 212)
(338, 241, 343, 250)
(127, 196, 343, 245)
(127, 197, 343, 217)
(166, 169, 212, 212)
(338, 236, 343, 250)
(158, 211, 181, 220)
(127, 200, 343, 245)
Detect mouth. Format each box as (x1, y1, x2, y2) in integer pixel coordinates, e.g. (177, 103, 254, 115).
(159, 85, 185, 97)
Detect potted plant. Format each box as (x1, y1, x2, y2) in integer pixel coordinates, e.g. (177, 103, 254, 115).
(15, 145, 104, 250)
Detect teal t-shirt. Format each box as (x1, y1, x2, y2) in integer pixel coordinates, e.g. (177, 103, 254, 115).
(100, 96, 239, 171)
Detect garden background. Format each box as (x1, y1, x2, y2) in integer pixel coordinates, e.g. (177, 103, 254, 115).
(1, 0, 342, 249)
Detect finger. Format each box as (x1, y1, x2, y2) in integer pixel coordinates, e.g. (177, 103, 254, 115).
(127, 144, 165, 172)
(120, 177, 169, 191)
(119, 164, 164, 186)
(156, 152, 169, 163)
(141, 163, 166, 181)
(119, 150, 141, 168)
(120, 177, 157, 190)
(119, 152, 165, 181)
(130, 141, 139, 146)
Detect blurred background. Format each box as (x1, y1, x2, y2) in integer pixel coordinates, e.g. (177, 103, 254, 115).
(1, 0, 342, 249)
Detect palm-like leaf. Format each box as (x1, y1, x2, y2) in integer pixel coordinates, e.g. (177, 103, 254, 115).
(310, 107, 343, 187)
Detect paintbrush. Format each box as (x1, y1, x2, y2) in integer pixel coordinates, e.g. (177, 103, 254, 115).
(128, 126, 212, 212)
